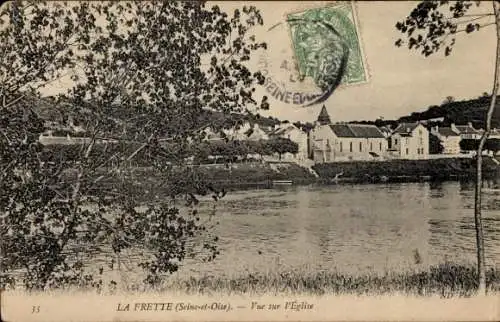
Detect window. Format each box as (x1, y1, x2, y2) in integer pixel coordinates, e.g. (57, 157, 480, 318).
(406, 148, 409, 155)
(394, 138, 398, 145)
(340, 142, 343, 152)
(350, 142, 353, 152)
(359, 142, 363, 152)
(370, 142, 373, 151)
(419, 129, 423, 135)
(379, 142, 382, 151)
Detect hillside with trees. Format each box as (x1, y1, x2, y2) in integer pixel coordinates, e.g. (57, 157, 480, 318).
(349, 94, 500, 129)
(397, 94, 500, 128)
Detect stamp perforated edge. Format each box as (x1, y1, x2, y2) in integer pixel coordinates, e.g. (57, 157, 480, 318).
(281, 1, 372, 91)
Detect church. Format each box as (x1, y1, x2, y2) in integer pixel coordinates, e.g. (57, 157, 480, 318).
(308, 106, 388, 162)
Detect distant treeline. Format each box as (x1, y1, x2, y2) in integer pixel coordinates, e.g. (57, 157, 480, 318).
(350, 95, 500, 129)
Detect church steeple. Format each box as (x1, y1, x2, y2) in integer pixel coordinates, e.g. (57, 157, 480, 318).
(317, 105, 331, 125)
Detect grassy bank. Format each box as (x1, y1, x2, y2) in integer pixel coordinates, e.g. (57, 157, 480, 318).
(4, 264, 498, 297)
(313, 157, 500, 183)
(161, 264, 499, 297)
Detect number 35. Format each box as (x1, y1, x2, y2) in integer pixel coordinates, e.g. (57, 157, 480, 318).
(32, 306, 40, 314)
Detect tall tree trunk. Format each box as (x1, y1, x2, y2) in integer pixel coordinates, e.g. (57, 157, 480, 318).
(474, 0, 500, 295)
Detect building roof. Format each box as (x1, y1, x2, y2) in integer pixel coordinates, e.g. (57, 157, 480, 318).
(379, 126, 392, 133)
(329, 124, 385, 138)
(393, 123, 420, 135)
(317, 105, 331, 125)
(455, 125, 480, 134)
(437, 127, 460, 137)
(269, 125, 300, 137)
(329, 124, 355, 137)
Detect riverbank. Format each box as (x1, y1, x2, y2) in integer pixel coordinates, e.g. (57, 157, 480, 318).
(194, 157, 499, 188)
(94, 157, 499, 197)
(312, 157, 500, 184)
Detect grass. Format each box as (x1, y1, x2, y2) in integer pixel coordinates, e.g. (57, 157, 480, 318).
(155, 263, 500, 297)
(4, 263, 500, 298)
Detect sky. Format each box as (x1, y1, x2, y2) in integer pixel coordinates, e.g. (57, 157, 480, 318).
(39, 1, 497, 124)
(217, 1, 497, 123)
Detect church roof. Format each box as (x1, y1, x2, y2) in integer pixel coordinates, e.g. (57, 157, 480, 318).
(317, 105, 331, 125)
(329, 124, 385, 138)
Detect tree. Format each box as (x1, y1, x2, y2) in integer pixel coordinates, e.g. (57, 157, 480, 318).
(486, 138, 500, 152)
(442, 96, 455, 105)
(1, 1, 267, 290)
(460, 138, 481, 152)
(396, 0, 500, 294)
(460, 138, 500, 153)
(293, 121, 315, 133)
(429, 133, 445, 154)
(265, 138, 299, 160)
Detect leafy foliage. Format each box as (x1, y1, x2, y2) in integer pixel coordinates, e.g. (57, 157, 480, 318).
(1, 1, 267, 291)
(293, 121, 315, 133)
(395, 1, 492, 57)
(460, 138, 500, 152)
(193, 138, 299, 162)
(265, 137, 299, 160)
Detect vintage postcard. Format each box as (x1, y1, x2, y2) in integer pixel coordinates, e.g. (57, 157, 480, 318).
(1, 1, 500, 321)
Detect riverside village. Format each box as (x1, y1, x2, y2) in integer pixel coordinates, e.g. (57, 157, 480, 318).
(39, 101, 500, 186)
(2, 2, 500, 319)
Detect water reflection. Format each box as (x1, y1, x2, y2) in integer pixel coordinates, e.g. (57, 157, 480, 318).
(175, 181, 499, 277)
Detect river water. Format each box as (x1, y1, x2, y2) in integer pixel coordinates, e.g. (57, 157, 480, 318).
(174, 180, 500, 277)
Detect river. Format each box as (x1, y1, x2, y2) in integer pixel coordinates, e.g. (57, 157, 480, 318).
(173, 180, 500, 278)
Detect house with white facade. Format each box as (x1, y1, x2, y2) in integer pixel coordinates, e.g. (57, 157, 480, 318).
(454, 123, 482, 140)
(309, 106, 388, 162)
(388, 122, 429, 159)
(429, 123, 485, 155)
(430, 125, 461, 154)
(269, 124, 309, 161)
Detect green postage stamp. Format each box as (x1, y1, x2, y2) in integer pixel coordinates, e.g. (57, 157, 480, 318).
(286, 2, 368, 88)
